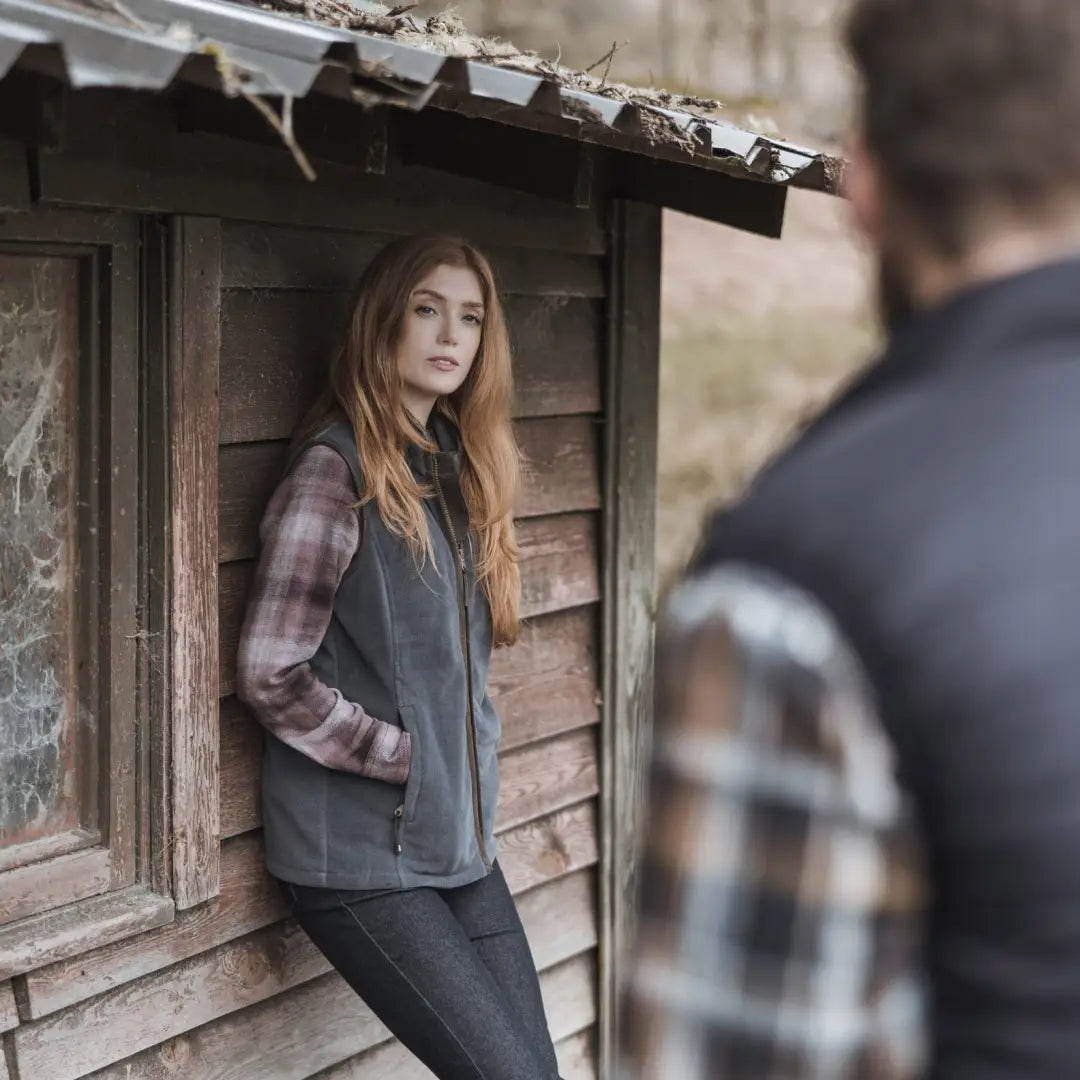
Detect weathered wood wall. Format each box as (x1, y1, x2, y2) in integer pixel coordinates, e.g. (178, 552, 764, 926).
(2, 92, 616, 1079)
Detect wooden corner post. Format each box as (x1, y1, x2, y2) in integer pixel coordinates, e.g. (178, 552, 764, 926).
(168, 217, 222, 908)
(599, 200, 661, 1077)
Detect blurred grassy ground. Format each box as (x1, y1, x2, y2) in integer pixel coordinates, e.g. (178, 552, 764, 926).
(656, 191, 880, 587)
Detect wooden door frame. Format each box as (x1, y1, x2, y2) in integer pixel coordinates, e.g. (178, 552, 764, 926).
(598, 200, 662, 1078)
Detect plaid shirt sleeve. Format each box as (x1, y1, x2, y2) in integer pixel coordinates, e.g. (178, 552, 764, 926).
(620, 564, 927, 1080)
(236, 444, 411, 784)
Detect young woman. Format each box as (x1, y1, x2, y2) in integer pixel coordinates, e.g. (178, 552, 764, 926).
(237, 235, 564, 1080)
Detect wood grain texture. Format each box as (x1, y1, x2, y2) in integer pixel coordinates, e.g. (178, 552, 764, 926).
(495, 729, 599, 834)
(218, 700, 263, 840)
(517, 868, 598, 972)
(169, 216, 222, 909)
(518, 514, 601, 620)
(311, 951, 597, 1080)
(0, 847, 110, 928)
(216, 415, 600, 564)
(22, 835, 279, 1019)
(0, 886, 174, 984)
(0, 983, 17, 1034)
(498, 800, 598, 896)
(141, 216, 175, 899)
(488, 606, 600, 753)
(32, 821, 597, 1080)
(218, 293, 603, 443)
(22, 795, 597, 1023)
(598, 201, 662, 1075)
(83, 950, 596, 1080)
(14, 921, 330, 1080)
(104, 216, 142, 893)
(218, 513, 600, 698)
(220, 223, 606, 297)
(517, 415, 602, 520)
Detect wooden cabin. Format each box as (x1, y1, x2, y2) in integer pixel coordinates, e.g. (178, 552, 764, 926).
(0, 2, 838, 1077)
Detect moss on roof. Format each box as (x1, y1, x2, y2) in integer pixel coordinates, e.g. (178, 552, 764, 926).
(250, 0, 723, 119)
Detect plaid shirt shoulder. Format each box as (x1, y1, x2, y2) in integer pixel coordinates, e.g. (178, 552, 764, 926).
(621, 564, 928, 1080)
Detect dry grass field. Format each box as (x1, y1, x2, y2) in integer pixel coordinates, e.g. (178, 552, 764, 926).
(656, 188, 879, 586)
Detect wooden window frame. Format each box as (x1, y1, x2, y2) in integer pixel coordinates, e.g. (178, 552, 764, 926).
(0, 209, 222, 981)
(0, 214, 143, 916)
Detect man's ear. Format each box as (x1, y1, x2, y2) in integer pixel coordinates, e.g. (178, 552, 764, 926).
(846, 133, 886, 248)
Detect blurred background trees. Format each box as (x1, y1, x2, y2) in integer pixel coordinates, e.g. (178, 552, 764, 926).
(449, 0, 872, 582)
(453, 0, 853, 140)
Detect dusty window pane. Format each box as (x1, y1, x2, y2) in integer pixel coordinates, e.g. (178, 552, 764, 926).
(0, 254, 82, 857)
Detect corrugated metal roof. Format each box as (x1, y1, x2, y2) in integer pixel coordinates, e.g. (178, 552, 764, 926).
(0, 0, 843, 194)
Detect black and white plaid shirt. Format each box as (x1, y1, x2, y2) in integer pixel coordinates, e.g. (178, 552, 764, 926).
(620, 565, 928, 1080)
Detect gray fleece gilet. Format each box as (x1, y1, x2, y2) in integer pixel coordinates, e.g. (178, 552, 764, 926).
(261, 413, 501, 890)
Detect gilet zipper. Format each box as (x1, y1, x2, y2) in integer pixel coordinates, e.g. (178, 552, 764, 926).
(431, 453, 491, 872)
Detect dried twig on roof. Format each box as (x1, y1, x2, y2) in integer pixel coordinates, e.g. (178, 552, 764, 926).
(584, 40, 618, 76)
(204, 41, 317, 180)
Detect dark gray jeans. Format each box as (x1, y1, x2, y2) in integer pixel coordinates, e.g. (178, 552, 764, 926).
(282, 862, 563, 1080)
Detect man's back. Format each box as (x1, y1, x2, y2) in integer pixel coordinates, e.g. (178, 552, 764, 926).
(622, 3, 1080, 1078)
(693, 258, 1080, 1078)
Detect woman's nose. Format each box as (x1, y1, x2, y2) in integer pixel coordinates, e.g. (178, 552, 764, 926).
(438, 320, 457, 346)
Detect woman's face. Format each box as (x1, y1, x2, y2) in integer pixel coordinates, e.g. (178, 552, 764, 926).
(396, 263, 485, 425)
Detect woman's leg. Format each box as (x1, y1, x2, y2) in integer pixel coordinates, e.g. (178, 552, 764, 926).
(440, 863, 562, 1079)
(286, 880, 558, 1080)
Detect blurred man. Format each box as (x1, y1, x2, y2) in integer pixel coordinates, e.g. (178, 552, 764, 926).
(620, 2, 1080, 1078)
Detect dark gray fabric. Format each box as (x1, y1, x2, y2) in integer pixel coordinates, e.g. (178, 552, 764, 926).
(693, 258, 1080, 1079)
(283, 863, 563, 1080)
(262, 412, 501, 890)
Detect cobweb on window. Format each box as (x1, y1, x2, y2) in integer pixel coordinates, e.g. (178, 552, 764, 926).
(0, 254, 81, 848)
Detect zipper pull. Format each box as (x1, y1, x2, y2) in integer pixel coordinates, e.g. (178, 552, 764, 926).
(393, 804, 404, 855)
(458, 544, 470, 607)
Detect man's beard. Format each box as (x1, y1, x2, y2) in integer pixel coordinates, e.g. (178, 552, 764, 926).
(877, 249, 919, 336)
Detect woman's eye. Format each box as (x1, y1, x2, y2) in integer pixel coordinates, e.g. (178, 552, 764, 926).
(462, 313, 482, 326)
(415, 305, 437, 316)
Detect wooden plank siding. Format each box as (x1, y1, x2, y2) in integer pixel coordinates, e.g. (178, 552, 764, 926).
(216, 414, 600, 563)
(202, 224, 604, 1080)
(217, 513, 602, 700)
(16, 807, 599, 1080)
(219, 222, 606, 297)
(8, 125, 611, 1077)
(80, 952, 597, 1080)
(38, 92, 607, 255)
(307, 1030, 595, 1080)
(218, 293, 603, 444)
(309, 966, 598, 1079)
(219, 705, 599, 841)
(25, 826, 601, 1024)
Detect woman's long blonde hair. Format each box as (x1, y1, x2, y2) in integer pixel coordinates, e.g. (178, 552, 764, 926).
(294, 234, 521, 646)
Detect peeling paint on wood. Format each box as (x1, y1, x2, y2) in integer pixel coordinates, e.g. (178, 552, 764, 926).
(168, 218, 223, 910)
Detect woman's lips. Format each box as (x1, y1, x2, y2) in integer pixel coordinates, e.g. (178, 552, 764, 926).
(428, 356, 459, 371)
